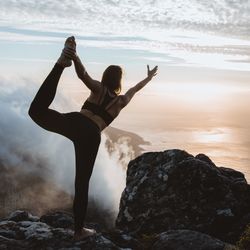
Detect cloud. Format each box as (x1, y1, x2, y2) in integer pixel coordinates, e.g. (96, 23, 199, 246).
(1, 0, 250, 74)
(1, 0, 250, 75)
(0, 0, 250, 37)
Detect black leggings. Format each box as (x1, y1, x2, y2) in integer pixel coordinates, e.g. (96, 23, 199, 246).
(28, 63, 101, 231)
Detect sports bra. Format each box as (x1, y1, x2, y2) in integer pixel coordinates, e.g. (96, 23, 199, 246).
(81, 85, 118, 126)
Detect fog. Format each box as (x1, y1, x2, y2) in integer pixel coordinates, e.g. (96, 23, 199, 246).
(0, 76, 129, 226)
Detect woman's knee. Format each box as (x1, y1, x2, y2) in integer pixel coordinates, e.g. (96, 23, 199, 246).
(28, 101, 46, 122)
(28, 102, 38, 120)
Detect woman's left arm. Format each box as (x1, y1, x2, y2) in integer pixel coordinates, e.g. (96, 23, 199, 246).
(122, 65, 158, 106)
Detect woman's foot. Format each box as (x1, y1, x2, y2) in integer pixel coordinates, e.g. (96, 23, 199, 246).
(57, 36, 76, 68)
(73, 227, 97, 241)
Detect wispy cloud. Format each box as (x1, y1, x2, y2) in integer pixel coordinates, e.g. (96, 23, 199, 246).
(0, 0, 250, 72)
(0, 0, 249, 37)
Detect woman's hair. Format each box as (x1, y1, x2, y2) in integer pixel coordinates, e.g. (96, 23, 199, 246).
(101, 65, 123, 95)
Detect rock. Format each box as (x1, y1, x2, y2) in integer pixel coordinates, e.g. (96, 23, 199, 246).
(0, 210, 128, 249)
(116, 149, 250, 244)
(19, 221, 53, 240)
(0, 220, 23, 240)
(1, 149, 248, 248)
(102, 229, 144, 249)
(151, 230, 225, 250)
(0, 235, 26, 250)
(7, 210, 38, 222)
(40, 211, 74, 228)
(0, 229, 16, 239)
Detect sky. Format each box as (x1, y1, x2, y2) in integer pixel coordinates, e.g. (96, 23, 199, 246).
(0, 0, 250, 185)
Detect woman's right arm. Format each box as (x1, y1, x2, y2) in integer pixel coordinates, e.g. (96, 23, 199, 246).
(63, 47, 101, 93)
(72, 55, 101, 93)
(122, 65, 158, 106)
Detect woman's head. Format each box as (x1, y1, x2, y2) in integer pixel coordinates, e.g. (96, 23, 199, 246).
(101, 65, 123, 95)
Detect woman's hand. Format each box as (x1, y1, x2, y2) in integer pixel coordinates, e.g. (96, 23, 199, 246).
(63, 36, 77, 61)
(147, 65, 158, 80)
(123, 65, 158, 105)
(63, 47, 77, 61)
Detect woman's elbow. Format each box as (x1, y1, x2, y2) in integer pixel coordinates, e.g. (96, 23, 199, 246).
(28, 102, 38, 120)
(28, 105, 37, 120)
(121, 95, 130, 106)
(28, 101, 44, 121)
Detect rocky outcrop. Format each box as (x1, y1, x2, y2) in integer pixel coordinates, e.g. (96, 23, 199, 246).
(116, 149, 250, 244)
(0, 210, 232, 250)
(1, 149, 249, 249)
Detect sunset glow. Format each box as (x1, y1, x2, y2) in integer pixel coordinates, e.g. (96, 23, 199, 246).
(193, 128, 231, 144)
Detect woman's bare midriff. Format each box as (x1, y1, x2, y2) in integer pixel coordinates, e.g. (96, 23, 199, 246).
(79, 109, 107, 131)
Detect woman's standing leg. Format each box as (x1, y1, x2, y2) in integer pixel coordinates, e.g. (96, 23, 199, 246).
(73, 129, 101, 237)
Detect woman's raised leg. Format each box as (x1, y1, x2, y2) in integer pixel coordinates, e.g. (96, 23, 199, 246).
(28, 63, 72, 137)
(28, 37, 76, 138)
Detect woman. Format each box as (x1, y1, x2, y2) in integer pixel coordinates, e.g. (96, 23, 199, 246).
(28, 36, 158, 240)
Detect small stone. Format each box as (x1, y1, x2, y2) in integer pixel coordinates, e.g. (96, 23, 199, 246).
(19, 221, 53, 240)
(152, 230, 225, 250)
(163, 174, 168, 181)
(216, 208, 234, 217)
(8, 210, 29, 222)
(0, 229, 16, 239)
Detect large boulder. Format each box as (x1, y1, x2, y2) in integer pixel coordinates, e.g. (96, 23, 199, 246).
(116, 149, 250, 243)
